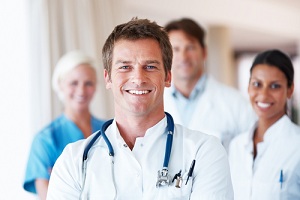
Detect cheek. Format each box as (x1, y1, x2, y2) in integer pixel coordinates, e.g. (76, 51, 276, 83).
(106, 82, 112, 89)
(277, 93, 288, 105)
(61, 85, 72, 96)
(87, 87, 96, 96)
(247, 89, 255, 101)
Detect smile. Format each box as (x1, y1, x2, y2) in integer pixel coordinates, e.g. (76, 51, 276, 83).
(127, 90, 151, 95)
(257, 102, 271, 108)
(75, 96, 87, 102)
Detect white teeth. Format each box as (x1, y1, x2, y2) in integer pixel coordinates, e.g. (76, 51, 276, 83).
(75, 96, 86, 102)
(257, 102, 271, 108)
(128, 90, 150, 95)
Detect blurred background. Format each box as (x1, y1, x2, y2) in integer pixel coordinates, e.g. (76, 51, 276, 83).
(1, 0, 300, 199)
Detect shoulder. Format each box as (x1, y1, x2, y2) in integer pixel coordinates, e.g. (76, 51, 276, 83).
(285, 117, 300, 132)
(229, 131, 249, 149)
(91, 115, 105, 124)
(206, 76, 244, 98)
(164, 85, 175, 99)
(205, 76, 253, 115)
(33, 115, 68, 142)
(281, 117, 300, 143)
(62, 131, 100, 158)
(175, 124, 225, 154)
(91, 115, 106, 130)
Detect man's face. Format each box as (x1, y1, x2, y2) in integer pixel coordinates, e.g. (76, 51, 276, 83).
(168, 30, 206, 82)
(104, 38, 171, 117)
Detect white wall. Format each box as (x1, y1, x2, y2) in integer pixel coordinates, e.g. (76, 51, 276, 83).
(0, 1, 35, 199)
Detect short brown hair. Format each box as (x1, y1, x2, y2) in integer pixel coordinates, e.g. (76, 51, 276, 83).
(102, 18, 173, 79)
(165, 18, 206, 49)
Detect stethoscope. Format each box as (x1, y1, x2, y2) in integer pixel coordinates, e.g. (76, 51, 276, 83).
(79, 112, 174, 199)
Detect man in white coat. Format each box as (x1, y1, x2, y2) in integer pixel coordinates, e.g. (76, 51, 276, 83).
(164, 18, 256, 150)
(46, 18, 233, 199)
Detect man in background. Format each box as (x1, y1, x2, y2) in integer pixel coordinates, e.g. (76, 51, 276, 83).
(164, 18, 256, 150)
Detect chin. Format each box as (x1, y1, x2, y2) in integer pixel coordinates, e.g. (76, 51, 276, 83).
(74, 105, 89, 112)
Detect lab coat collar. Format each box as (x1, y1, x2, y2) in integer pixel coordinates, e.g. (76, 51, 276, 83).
(111, 115, 168, 148)
(263, 115, 288, 143)
(244, 122, 257, 154)
(244, 115, 288, 149)
(244, 115, 289, 165)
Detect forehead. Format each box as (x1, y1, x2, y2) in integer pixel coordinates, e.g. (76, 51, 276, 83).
(112, 38, 163, 63)
(62, 64, 95, 78)
(251, 64, 286, 80)
(168, 30, 198, 44)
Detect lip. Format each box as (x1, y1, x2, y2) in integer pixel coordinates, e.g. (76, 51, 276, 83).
(74, 96, 88, 102)
(256, 101, 272, 109)
(126, 89, 152, 95)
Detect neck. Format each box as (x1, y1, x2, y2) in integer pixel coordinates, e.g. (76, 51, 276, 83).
(115, 109, 165, 150)
(174, 73, 202, 98)
(64, 108, 92, 138)
(65, 108, 90, 122)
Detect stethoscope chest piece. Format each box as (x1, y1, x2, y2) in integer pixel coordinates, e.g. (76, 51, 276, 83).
(156, 167, 170, 187)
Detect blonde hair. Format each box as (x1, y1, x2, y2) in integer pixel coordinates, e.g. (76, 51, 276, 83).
(52, 50, 97, 102)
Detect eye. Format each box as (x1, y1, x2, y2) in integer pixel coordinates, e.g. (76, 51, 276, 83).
(85, 81, 94, 87)
(120, 66, 130, 69)
(270, 83, 281, 89)
(172, 47, 179, 52)
(70, 81, 78, 86)
(146, 65, 156, 70)
(251, 81, 261, 88)
(186, 45, 195, 51)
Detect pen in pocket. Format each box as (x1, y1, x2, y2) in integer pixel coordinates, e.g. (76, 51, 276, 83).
(279, 169, 283, 189)
(185, 160, 196, 185)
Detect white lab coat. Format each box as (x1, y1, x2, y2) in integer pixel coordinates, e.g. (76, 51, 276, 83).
(228, 115, 300, 200)
(164, 76, 257, 150)
(47, 116, 233, 200)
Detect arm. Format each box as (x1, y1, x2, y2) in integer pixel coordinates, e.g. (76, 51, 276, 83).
(35, 179, 49, 200)
(23, 133, 53, 194)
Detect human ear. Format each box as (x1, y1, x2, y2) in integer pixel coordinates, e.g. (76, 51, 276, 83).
(287, 82, 294, 99)
(165, 71, 172, 87)
(104, 69, 112, 89)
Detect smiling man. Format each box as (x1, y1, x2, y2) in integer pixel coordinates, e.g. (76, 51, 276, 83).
(164, 18, 257, 150)
(47, 18, 233, 200)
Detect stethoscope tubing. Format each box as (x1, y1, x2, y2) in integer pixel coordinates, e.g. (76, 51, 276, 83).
(80, 112, 174, 198)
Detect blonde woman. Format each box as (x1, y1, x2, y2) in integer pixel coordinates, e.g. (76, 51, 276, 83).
(23, 50, 105, 200)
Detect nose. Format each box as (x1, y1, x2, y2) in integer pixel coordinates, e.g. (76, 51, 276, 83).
(175, 48, 187, 61)
(131, 67, 146, 85)
(258, 86, 270, 100)
(77, 83, 86, 95)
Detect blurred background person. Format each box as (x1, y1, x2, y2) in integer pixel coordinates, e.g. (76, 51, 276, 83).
(229, 49, 300, 199)
(22, 50, 105, 200)
(164, 18, 257, 150)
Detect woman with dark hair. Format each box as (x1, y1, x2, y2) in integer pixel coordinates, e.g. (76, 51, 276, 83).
(229, 49, 300, 200)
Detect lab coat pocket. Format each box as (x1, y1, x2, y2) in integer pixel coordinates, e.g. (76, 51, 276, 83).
(168, 171, 193, 200)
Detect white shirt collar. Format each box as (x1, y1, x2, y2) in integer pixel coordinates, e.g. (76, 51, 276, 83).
(111, 115, 168, 148)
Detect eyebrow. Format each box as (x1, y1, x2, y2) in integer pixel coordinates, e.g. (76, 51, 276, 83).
(114, 60, 161, 65)
(250, 77, 285, 82)
(144, 60, 161, 65)
(114, 60, 131, 65)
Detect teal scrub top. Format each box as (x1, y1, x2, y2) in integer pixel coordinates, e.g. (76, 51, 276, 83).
(23, 114, 105, 194)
